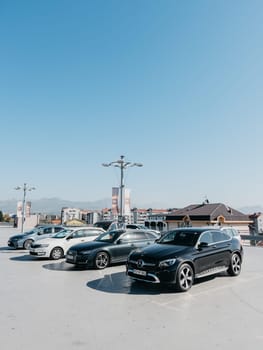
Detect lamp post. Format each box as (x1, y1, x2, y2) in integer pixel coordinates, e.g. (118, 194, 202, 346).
(102, 155, 143, 223)
(15, 183, 36, 233)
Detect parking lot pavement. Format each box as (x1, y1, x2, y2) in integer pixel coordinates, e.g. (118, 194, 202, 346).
(1, 227, 263, 350)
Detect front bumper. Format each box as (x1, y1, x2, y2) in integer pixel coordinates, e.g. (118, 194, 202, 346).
(29, 249, 48, 257)
(66, 252, 93, 266)
(8, 240, 22, 249)
(126, 262, 178, 284)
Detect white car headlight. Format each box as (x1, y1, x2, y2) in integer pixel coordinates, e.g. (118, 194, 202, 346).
(159, 258, 176, 268)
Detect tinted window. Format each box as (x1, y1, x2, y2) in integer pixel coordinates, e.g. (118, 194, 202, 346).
(72, 230, 85, 238)
(212, 231, 231, 243)
(84, 229, 101, 236)
(145, 232, 158, 239)
(96, 230, 124, 243)
(199, 231, 213, 245)
(43, 227, 53, 234)
(121, 232, 148, 242)
(159, 230, 199, 246)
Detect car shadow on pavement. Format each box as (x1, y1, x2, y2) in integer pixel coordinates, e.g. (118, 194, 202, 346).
(86, 271, 176, 295)
(10, 254, 40, 261)
(0, 246, 24, 252)
(42, 260, 91, 271)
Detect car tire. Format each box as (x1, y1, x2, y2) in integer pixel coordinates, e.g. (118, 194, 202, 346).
(176, 263, 194, 292)
(50, 247, 64, 260)
(94, 252, 110, 269)
(23, 239, 33, 250)
(227, 253, 241, 276)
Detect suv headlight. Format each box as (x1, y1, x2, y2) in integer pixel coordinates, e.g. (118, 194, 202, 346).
(159, 258, 176, 268)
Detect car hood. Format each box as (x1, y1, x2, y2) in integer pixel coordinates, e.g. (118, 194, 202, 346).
(9, 234, 28, 240)
(132, 243, 190, 260)
(68, 241, 110, 252)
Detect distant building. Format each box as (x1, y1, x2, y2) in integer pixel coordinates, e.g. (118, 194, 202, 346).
(248, 212, 263, 234)
(61, 207, 81, 224)
(147, 202, 251, 233)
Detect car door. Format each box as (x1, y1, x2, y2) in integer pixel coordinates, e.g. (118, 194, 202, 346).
(210, 230, 232, 268)
(109, 232, 145, 262)
(63, 229, 89, 251)
(193, 230, 222, 276)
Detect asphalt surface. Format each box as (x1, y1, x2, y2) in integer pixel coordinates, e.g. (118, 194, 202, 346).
(1, 226, 263, 350)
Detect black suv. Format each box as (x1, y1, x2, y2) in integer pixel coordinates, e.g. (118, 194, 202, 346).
(126, 227, 243, 292)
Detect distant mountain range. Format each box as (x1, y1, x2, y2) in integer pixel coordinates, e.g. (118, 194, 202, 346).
(0, 198, 262, 215)
(0, 197, 112, 215)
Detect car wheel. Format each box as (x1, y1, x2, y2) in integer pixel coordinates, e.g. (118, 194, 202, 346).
(94, 252, 110, 269)
(50, 247, 64, 260)
(227, 253, 241, 276)
(176, 263, 194, 292)
(23, 239, 33, 250)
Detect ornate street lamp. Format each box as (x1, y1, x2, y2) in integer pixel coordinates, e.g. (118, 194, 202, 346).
(14, 183, 36, 233)
(102, 155, 143, 223)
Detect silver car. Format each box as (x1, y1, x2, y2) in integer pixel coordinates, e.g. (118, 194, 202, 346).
(7, 225, 65, 249)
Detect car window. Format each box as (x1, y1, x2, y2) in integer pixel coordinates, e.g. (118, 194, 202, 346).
(145, 232, 158, 239)
(212, 231, 231, 243)
(54, 227, 63, 232)
(121, 232, 147, 242)
(43, 227, 53, 234)
(96, 230, 124, 243)
(53, 229, 73, 238)
(72, 230, 85, 239)
(159, 230, 198, 246)
(83, 229, 102, 236)
(199, 231, 213, 245)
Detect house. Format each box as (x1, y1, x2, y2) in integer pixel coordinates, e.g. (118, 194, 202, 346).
(147, 202, 251, 234)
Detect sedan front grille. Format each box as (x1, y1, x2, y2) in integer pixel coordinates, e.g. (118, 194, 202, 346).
(31, 244, 41, 248)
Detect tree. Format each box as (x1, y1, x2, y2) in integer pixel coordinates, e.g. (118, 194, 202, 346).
(0, 211, 3, 222)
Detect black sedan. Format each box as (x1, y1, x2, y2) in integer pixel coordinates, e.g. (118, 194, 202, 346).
(126, 227, 243, 292)
(66, 229, 159, 269)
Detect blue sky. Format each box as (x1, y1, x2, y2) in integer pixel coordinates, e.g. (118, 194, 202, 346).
(1, 0, 263, 210)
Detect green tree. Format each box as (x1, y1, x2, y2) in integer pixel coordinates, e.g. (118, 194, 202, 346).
(0, 210, 3, 222)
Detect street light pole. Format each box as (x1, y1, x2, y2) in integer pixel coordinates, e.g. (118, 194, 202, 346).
(102, 155, 143, 222)
(15, 183, 36, 233)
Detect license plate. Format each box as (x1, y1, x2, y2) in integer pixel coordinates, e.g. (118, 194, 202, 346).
(133, 269, 146, 276)
(66, 254, 74, 260)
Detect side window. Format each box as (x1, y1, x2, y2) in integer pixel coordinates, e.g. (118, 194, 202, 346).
(84, 229, 100, 237)
(145, 232, 157, 239)
(222, 228, 232, 237)
(212, 231, 230, 243)
(161, 231, 177, 243)
(199, 232, 213, 245)
(121, 233, 146, 242)
(54, 227, 62, 233)
(72, 230, 85, 239)
(130, 232, 147, 240)
(43, 227, 52, 234)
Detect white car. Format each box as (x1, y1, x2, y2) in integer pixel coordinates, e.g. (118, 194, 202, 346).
(29, 227, 105, 260)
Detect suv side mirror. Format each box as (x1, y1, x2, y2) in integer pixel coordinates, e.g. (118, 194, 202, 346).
(198, 241, 209, 248)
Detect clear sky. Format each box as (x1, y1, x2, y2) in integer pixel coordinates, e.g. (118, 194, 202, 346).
(1, 0, 263, 210)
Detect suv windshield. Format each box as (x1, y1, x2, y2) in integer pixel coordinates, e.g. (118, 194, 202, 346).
(158, 230, 199, 247)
